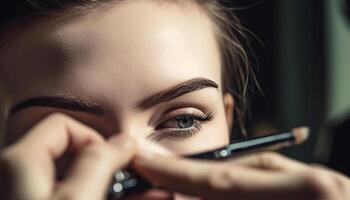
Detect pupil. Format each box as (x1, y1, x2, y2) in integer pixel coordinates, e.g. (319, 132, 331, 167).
(178, 116, 193, 128)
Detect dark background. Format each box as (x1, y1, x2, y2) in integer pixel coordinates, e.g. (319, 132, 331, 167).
(233, 0, 350, 176)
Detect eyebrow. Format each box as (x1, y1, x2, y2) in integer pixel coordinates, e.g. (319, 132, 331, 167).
(9, 96, 105, 116)
(137, 77, 218, 110)
(9, 78, 218, 115)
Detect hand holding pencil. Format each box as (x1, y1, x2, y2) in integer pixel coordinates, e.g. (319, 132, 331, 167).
(124, 127, 350, 200)
(109, 127, 310, 199)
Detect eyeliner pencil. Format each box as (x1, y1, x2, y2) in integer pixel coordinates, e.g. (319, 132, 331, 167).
(108, 126, 310, 199)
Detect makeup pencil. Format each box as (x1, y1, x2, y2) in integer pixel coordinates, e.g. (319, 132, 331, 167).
(187, 126, 309, 160)
(108, 126, 310, 199)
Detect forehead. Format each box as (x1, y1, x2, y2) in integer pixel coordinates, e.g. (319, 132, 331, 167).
(0, 1, 222, 105)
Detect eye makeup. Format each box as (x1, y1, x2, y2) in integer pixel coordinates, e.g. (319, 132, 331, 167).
(147, 110, 215, 141)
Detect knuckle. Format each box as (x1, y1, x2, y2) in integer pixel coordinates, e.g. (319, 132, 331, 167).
(304, 169, 330, 189)
(45, 112, 69, 122)
(256, 152, 281, 169)
(207, 164, 241, 193)
(302, 168, 340, 198)
(42, 113, 74, 128)
(311, 166, 347, 194)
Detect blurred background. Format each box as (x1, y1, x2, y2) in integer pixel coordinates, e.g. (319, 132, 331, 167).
(234, 0, 350, 176)
(0, 0, 349, 175)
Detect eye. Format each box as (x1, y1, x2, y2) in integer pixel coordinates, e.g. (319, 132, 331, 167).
(177, 115, 194, 128)
(148, 112, 214, 141)
(157, 115, 197, 129)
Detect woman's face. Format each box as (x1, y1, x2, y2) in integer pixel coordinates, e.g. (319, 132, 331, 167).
(1, 1, 233, 155)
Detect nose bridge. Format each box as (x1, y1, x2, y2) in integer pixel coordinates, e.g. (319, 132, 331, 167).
(109, 108, 152, 139)
(103, 86, 155, 139)
(126, 116, 153, 139)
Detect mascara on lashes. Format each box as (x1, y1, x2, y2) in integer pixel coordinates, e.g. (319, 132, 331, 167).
(147, 112, 214, 141)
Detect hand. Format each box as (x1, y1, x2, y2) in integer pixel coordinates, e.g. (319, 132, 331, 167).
(133, 151, 350, 200)
(0, 113, 136, 200)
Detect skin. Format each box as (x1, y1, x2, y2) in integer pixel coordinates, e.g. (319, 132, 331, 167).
(1, 1, 231, 153)
(0, 1, 350, 200)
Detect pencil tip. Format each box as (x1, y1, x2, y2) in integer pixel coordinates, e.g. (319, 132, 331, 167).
(293, 127, 310, 144)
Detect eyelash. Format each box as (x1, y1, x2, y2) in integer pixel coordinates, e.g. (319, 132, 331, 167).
(148, 112, 214, 141)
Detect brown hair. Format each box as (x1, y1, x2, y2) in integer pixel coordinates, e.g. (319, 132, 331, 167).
(0, 0, 258, 138)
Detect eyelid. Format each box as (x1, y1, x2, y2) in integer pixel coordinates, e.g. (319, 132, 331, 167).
(150, 124, 202, 141)
(148, 111, 215, 141)
(156, 107, 205, 125)
(147, 99, 215, 127)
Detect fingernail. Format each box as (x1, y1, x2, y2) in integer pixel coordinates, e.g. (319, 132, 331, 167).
(108, 134, 134, 149)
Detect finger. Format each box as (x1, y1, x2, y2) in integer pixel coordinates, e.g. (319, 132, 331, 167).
(16, 113, 104, 157)
(310, 163, 350, 186)
(133, 153, 312, 200)
(227, 152, 307, 171)
(1, 113, 103, 200)
(134, 153, 219, 197)
(53, 134, 137, 200)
